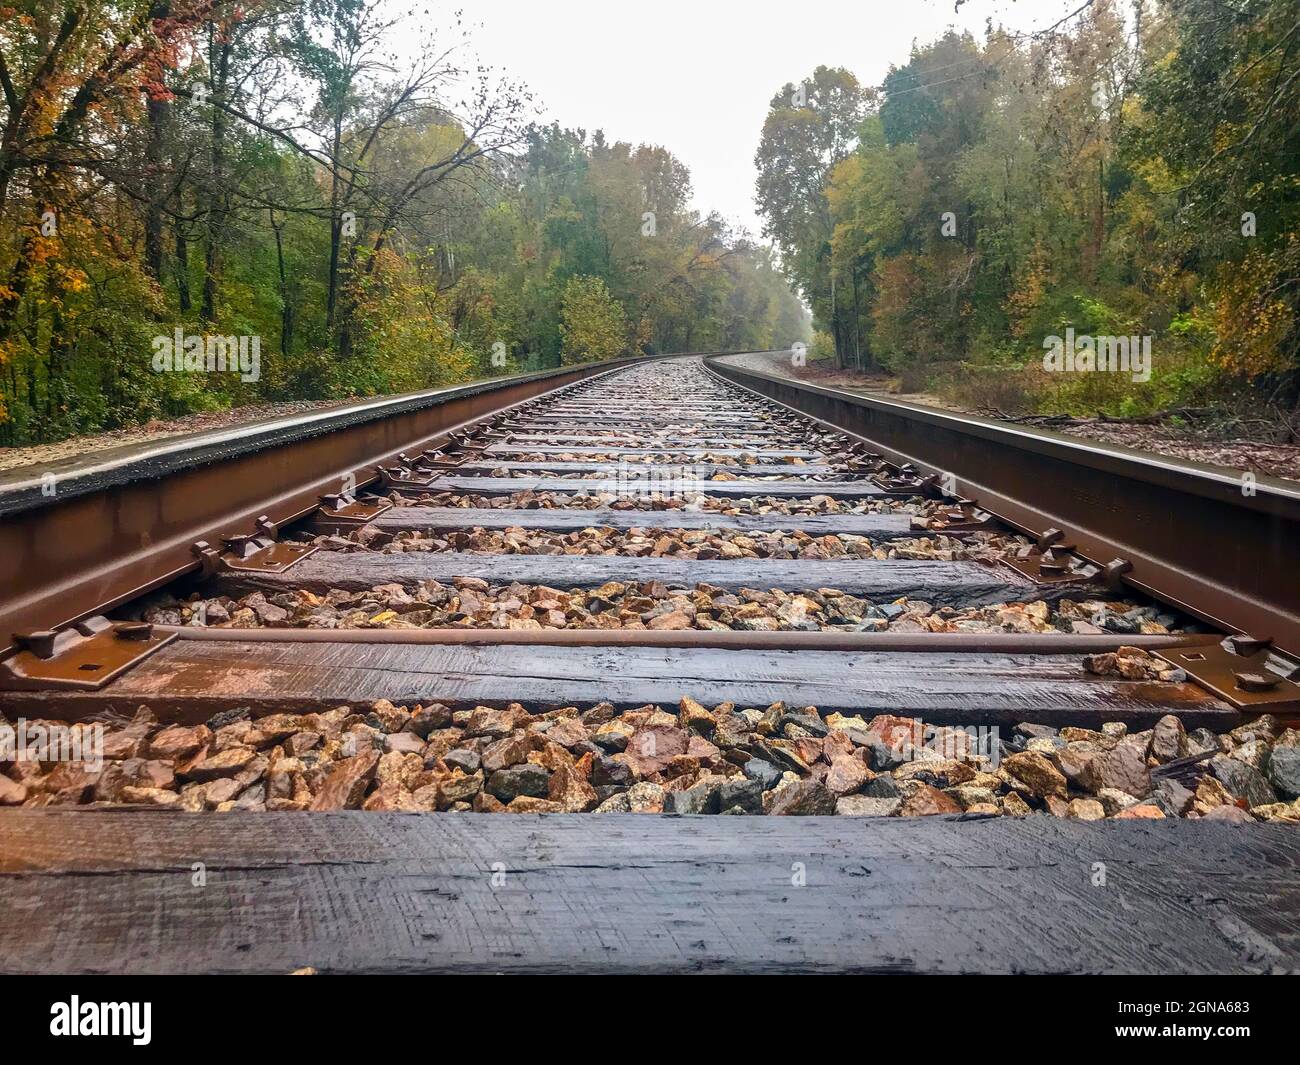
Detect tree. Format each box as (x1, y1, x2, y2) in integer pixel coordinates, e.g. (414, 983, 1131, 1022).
(559, 274, 626, 363)
(754, 66, 870, 366)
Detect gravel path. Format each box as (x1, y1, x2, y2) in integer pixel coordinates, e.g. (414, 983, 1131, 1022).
(0, 399, 345, 473)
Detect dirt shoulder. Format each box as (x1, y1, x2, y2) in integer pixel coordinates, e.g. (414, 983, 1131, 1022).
(0, 399, 349, 474)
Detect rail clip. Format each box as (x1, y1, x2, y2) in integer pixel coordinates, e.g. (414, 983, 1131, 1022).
(314, 493, 393, 529)
(193, 515, 319, 575)
(0, 616, 176, 692)
(1156, 636, 1300, 712)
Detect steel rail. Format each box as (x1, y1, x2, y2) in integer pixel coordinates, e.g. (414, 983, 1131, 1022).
(151, 625, 1219, 654)
(707, 355, 1300, 658)
(0, 354, 689, 656)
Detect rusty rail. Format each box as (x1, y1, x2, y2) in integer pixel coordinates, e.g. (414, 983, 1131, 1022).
(707, 355, 1300, 659)
(152, 626, 1220, 653)
(0, 354, 690, 656)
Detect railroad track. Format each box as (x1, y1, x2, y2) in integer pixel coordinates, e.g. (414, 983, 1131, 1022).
(1, 352, 1298, 974)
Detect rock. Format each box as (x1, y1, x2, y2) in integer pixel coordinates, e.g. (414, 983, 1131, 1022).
(1266, 746, 1300, 798)
(861, 775, 901, 799)
(864, 714, 921, 755)
(362, 782, 421, 811)
(383, 732, 425, 756)
(1113, 803, 1165, 819)
(780, 711, 828, 738)
(1209, 756, 1276, 809)
(946, 784, 997, 810)
(145, 724, 211, 761)
(1045, 795, 1071, 818)
(487, 764, 551, 802)
(1001, 750, 1067, 799)
(1013, 722, 1059, 741)
(481, 734, 532, 773)
(1066, 798, 1106, 821)
(895, 758, 974, 787)
(1148, 714, 1188, 763)
(592, 720, 634, 752)
(664, 780, 721, 815)
(686, 735, 721, 762)
(309, 751, 379, 810)
(1150, 778, 1194, 817)
(443, 748, 480, 774)
(407, 703, 452, 737)
(0, 776, 28, 806)
(119, 786, 181, 806)
(1230, 714, 1278, 744)
(1231, 737, 1271, 771)
(507, 796, 565, 813)
(717, 776, 763, 813)
(626, 781, 665, 813)
(712, 714, 752, 749)
(678, 696, 716, 734)
(545, 718, 590, 749)
(1187, 728, 1225, 756)
(1054, 746, 1098, 788)
(438, 770, 483, 807)
(465, 705, 526, 738)
(591, 753, 636, 787)
(548, 761, 598, 812)
(896, 784, 962, 817)
(768, 780, 837, 815)
(1201, 804, 1255, 823)
(1059, 726, 1109, 745)
(1193, 775, 1235, 815)
(622, 724, 689, 777)
(1000, 792, 1032, 816)
(825, 754, 872, 796)
(284, 731, 323, 756)
(1079, 743, 1151, 798)
(835, 795, 899, 816)
(1252, 799, 1300, 823)
(183, 745, 258, 782)
(862, 738, 907, 772)
(595, 792, 631, 813)
(472, 792, 507, 813)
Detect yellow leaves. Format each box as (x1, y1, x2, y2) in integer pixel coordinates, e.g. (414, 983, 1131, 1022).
(62, 268, 89, 294)
(1207, 245, 1296, 378)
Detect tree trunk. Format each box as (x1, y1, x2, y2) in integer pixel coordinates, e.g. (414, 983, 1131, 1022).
(143, 94, 168, 282)
(200, 36, 231, 325)
(272, 214, 294, 356)
(325, 114, 344, 332)
(174, 220, 191, 312)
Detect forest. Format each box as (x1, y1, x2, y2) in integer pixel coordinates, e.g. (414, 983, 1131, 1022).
(755, 0, 1300, 421)
(3, 0, 1297, 446)
(0, 0, 807, 444)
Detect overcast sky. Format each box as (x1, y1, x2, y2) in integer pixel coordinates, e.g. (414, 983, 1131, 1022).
(459, 0, 1097, 238)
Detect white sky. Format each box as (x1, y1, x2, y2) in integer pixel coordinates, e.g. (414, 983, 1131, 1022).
(459, 0, 1098, 238)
